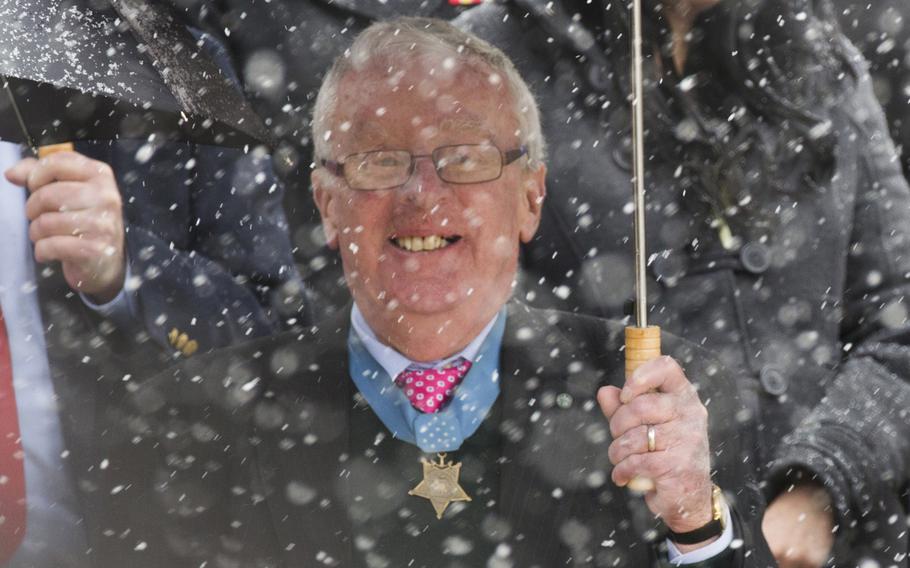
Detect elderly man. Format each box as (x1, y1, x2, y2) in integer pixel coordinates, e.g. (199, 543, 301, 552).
(116, 18, 773, 567)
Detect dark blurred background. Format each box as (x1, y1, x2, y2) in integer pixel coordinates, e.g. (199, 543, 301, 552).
(835, 0, 910, 179)
(164, 0, 910, 313)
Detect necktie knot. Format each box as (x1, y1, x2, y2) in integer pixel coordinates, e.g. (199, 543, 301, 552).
(395, 358, 472, 413)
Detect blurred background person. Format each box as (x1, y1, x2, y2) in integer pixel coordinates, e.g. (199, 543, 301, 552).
(0, 21, 302, 566)
(835, 0, 910, 181)
(455, 0, 910, 565)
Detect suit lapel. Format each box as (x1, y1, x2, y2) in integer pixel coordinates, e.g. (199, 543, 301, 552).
(254, 308, 355, 567)
(497, 303, 587, 563)
(497, 303, 659, 565)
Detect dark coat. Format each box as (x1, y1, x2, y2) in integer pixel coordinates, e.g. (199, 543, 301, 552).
(23, 24, 304, 567)
(76, 139, 304, 353)
(33, 259, 172, 567)
(834, 0, 910, 181)
(31, 136, 302, 566)
(455, 0, 910, 561)
(89, 303, 773, 567)
(69, 26, 306, 355)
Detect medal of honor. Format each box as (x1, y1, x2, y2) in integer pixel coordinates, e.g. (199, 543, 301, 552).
(408, 453, 471, 519)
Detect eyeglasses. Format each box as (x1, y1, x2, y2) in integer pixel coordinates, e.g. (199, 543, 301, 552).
(321, 144, 528, 191)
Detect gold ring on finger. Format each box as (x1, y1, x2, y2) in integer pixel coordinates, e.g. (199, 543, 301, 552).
(646, 425, 656, 452)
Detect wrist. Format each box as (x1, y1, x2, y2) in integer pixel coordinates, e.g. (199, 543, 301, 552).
(664, 485, 714, 533)
(81, 264, 127, 306)
(85, 278, 124, 304)
(672, 533, 720, 553)
(666, 485, 727, 549)
(87, 255, 127, 304)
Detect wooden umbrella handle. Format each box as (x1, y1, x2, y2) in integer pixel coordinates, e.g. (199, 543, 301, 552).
(37, 142, 74, 158)
(624, 325, 661, 493)
(624, 325, 661, 377)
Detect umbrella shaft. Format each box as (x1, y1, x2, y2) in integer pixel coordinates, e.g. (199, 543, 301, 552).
(631, 0, 648, 328)
(2, 78, 35, 150)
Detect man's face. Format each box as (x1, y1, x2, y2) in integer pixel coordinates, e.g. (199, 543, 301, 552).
(313, 53, 545, 339)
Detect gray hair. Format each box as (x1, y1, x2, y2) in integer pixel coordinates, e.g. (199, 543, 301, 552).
(311, 17, 546, 165)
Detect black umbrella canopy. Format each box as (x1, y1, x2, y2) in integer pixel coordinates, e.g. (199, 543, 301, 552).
(0, 0, 272, 149)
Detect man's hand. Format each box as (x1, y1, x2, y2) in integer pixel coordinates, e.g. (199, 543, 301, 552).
(597, 355, 716, 552)
(762, 482, 834, 567)
(5, 151, 125, 303)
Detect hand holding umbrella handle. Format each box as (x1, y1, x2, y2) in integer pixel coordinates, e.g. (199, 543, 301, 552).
(37, 142, 74, 158)
(624, 325, 661, 493)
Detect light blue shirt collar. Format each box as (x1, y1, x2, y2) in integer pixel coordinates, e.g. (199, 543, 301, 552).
(348, 303, 506, 453)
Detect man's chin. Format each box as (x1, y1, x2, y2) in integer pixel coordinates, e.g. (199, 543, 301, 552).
(388, 288, 465, 316)
(389, 281, 513, 321)
(354, 277, 511, 323)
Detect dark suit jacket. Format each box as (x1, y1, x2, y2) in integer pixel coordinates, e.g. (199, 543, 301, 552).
(20, 24, 305, 568)
(74, 138, 305, 352)
(26, 134, 304, 568)
(89, 302, 774, 567)
(67, 23, 307, 355)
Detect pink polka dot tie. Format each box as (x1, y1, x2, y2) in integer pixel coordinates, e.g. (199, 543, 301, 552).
(395, 358, 472, 413)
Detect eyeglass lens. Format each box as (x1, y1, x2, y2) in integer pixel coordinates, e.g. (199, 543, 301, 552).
(343, 144, 505, 190)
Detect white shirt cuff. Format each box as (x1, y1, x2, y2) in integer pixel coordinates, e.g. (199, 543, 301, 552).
(80, 261, 139, 328)
(665, 503, 734, 564)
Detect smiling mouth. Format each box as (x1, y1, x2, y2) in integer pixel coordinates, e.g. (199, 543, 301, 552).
(391, 235, 462, 252)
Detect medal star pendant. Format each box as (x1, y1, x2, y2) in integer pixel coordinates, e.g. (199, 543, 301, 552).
(408, 453, 471, 519)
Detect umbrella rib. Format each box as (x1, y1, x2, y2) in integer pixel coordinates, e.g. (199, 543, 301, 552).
(2, 77, 36, 151)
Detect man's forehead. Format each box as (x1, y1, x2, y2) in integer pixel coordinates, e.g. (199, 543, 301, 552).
(347, 112, 497, 141)
(337, 53, 505, 109)
(348, 48, 495, 84)
(332, 67, 509, 149)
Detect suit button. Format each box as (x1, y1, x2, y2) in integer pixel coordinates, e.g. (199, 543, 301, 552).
(586, 64, 611, 91)
(612, 136, 633, 171)
(759, 366, 789, 396)
(740, 242, 771, 274)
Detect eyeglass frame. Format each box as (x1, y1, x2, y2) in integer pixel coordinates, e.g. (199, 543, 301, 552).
(320, 144, 529, 191)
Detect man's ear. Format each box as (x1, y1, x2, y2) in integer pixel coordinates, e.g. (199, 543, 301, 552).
(312, 168, 340, 250)
(519, 162, 546, 244)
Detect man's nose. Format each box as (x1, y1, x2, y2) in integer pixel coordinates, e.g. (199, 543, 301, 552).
(400, 156, 444, 197)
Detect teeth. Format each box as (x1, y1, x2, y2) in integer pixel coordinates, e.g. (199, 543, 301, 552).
(394, 235, 453, 252)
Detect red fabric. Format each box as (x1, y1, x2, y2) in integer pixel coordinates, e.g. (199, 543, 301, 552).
(395, 358, 472, 414)
(0, 309, 25, 563)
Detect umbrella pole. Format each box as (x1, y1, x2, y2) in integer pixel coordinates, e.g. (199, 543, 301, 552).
(624, 0, 661, 494)
(625, 0, 661, 374)
(3, 76, 73, 158)
(3, 77, 36, 150)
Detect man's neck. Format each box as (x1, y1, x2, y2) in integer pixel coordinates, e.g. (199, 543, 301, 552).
(354, 301, 503, 363)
